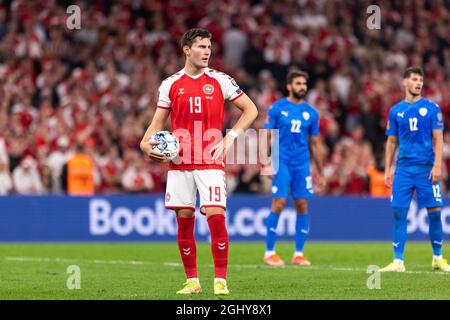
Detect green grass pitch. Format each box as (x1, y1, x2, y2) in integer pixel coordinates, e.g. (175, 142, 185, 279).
(0, 242, 449, 300)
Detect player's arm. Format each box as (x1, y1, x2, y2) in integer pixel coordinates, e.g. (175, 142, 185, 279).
(259, 104, 278, 177)
(309, 135, 326, 191)
(260, 129, 273, 177)
(140, 107, 171, 161)
(429, 129, 443, 183)
(211, 93, 258, 160)
(228, 93, 259, 134)
(384, 135, 398, 188)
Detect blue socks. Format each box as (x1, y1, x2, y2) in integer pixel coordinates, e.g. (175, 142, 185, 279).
(265, 211, 310, 254)
(428, 211, 443, 257)
(265, 212, 281, 251)
(295, 213, 309, 253)
(392, 207, 408, 261)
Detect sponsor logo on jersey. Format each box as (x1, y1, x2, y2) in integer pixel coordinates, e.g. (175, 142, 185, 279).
(231, 79, 239, 87)
(281, 111, 289, 117)
(437, 112, 443, 121)
(178, 88, 185, 95)
(303, 112, 310, 120)
(419, 108, 427, 116)
(397, 112, 404, 118)
(202, 84, 214, 95)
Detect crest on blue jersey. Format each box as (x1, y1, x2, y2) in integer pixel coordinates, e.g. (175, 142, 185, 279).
(419, 108, 427, 116)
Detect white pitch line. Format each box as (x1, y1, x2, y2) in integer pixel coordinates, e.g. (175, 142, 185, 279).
(4, 257, 449, 275)
(5, 256, 154, 266)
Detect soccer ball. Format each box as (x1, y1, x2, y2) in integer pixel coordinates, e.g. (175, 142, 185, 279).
(151, 131, 180, 162)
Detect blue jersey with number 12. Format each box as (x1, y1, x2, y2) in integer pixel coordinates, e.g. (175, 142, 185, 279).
(386, 97, 444, 167)
(264, 98, 319, 166)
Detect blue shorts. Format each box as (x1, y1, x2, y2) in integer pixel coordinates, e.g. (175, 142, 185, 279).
(391, 165, 443, 209)
(271, 161, 313, 199)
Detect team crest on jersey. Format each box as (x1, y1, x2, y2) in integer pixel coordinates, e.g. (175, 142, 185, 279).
(303, 112, 310, 120)
(203, 84, 214, 95)
(419, 108, 427, 116)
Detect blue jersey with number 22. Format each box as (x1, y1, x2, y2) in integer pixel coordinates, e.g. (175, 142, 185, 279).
(264, 98, 319, 166)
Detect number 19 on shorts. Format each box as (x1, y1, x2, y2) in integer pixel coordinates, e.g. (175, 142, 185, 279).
(209, 186, 221, 202)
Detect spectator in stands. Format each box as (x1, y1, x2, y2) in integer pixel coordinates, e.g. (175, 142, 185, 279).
(233, 165, 261, 193)
(97, 145, 123, 193)
(12, 156, 43, 194)
(0, 160, 13, 195)
(47, 136, 73, 193)
(121, 151, 154, 193)
(0, 0, 449, 195)
(62, 143, 95, 196)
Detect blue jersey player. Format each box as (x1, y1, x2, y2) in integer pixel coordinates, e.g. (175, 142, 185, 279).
(262, 70, 326, 267)
(380, 67, 450, 272)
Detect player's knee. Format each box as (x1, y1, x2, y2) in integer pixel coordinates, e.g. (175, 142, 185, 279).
(295, 200, 308, 214)
(204, 207, 225, 216)
(176, 209, 195, 218)
(272, 198, 286, 213)
(393, 207, 408, 221)
(427, 206, 441, 213)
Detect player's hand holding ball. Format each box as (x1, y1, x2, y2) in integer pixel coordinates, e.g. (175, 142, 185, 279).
(141, 139, 167, 162)
(141, 131, 180, 162)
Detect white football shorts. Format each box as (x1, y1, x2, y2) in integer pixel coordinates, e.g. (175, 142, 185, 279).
(165, 169, 227, 213)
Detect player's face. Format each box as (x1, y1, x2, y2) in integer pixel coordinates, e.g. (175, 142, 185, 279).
(184, 37, 211, 69)
(403, 73, 423, 97)
(288, 76, 308, 100)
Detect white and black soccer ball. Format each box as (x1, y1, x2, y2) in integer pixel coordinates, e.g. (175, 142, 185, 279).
(151, 131, 180, 162)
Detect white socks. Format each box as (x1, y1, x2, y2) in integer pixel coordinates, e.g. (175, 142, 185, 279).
(265, 251, 275, 257)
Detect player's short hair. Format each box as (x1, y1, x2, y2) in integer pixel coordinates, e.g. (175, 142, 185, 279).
(287, 70, 309, 84)
(403, 67, 424, 79)
(180, 28, 212, 48)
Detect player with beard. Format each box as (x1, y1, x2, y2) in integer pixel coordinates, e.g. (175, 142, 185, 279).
(261, 70, 326, 267)
(380, 67, 450, 272)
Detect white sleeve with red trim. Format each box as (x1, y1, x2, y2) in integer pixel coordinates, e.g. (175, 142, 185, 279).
(208, 70, 244, 101)
(157, 80, 171, 109)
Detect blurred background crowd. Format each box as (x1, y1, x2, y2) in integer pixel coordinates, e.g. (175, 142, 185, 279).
(0, 0, 449, 196)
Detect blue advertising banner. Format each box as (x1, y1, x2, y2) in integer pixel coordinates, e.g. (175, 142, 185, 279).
(0, 195, 449, 242)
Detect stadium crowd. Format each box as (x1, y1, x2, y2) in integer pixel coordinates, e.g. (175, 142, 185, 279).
(0, 0, 449, 195)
